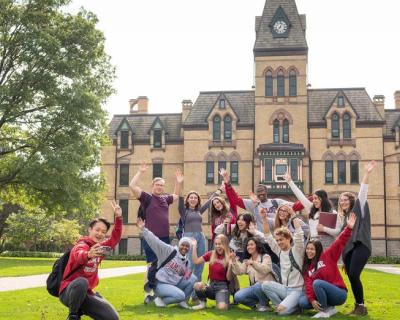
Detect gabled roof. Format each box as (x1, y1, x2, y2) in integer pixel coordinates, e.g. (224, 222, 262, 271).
(114, 117, 135, 134)
(384, 109, 400, 136)
(308, 88, 385, 125)
(183, 91, 255, 127)
(322, 90, 359, 119)
(254, 0, 307, 56)
(108, 113, 182, 143)
(148, 116, 166, 134)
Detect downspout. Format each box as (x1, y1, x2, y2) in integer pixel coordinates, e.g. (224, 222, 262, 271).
(252, 123, 255, 189)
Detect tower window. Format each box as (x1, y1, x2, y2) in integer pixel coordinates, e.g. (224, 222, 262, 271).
(277, 70, 285, 97)
(289, 70, 297, 96)
(265, 71, 273, 97)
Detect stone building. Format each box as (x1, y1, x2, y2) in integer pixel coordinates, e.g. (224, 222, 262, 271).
(101, 0, 400, 256)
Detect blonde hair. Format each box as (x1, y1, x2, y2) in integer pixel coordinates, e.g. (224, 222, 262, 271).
(210, 234, 230, 267)
(274, 226, 293, 240)
(274, 204, 295, 229)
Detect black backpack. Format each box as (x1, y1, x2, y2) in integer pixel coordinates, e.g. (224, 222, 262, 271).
(175, 212, 188, 240)
(144, 250, 177, 292)
(275, 248, 301, 285)
(137, 195, 152, 220)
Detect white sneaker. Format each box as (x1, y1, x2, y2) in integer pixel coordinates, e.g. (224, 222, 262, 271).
(178, 301, 191, 309)
(191, 301, 206, 310)
(325, 306, 338, 317)
(154, 297, 166, 307)
(312, 311, 329, 318)
(257, 305, 272, 312)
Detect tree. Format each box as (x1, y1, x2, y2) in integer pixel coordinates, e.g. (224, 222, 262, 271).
(0, 0, 115, 237)
(50, 218, 81, 251)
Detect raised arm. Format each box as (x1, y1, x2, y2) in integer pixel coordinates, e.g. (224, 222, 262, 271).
(191, 239, 205, 265)
(129, 162, 147, 198)
(284, 172, 312, 215)
(292, 217, 305, 257)
(358, 161, 376, 217)
(260, 208, 280, 256)
(220, 168, 246, 210)
(172, 168, 183, 202)
(102, 200, 123, 248)
(178, 196, 185, 217)
(199, 186, 223, 213)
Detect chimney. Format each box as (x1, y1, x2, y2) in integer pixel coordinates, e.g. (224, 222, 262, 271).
(181, 99, 192, 122)
(129, 96, 148, 114)
(395, 91, 400, 109)
(373, 95, 385, 119)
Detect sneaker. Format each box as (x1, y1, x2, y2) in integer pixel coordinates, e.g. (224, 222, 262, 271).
(353, 304, 368, 316)
(67, 314, 80, 320)
(257, 305, 272, 312)
(191, 298, 200, 306)
(312, 311, 329, 318)
(178, 301, 191, 309)
(191, 301, 206, 310)
(325, 306, 338, 317)
(144, 294, 155, 304)
(154, 297, 166, 307)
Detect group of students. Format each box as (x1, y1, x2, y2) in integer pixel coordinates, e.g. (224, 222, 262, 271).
(57, 160, 376, 319)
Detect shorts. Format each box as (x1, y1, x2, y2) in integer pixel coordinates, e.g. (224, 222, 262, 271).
(196, 280, 230, 305)
(141, 236, 170, 263)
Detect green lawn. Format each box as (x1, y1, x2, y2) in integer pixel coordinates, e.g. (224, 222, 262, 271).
(0, 257, 145, 277)
(0, 269, 399, 320)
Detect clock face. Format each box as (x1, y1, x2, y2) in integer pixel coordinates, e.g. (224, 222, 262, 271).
(273, 20, 288, 34)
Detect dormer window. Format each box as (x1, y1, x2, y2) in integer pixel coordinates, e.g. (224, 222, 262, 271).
(338, 96, 344, 107)
(120, 130, 129, 149)
(219, 99, 226, 109)
(153, 130, 162, 148)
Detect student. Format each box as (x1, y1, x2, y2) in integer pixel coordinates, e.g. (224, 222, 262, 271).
(338, 161, 376, 316)
(59, 201, 122, 320)
(191, 234, 232, 310)
(299, 213, 357, 318)
(214, 212, 264, 262)
(178, 177, 223, 301)
(231, 237, 275, 311)
(273, 204, 310, 241)
(210, 195, 237, 241)
(261, 209, 305, 316)
(283, 172, 339, 248)
(137, 218, 197, 309)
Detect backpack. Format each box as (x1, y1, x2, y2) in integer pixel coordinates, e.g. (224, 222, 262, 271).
(277, 248, 302, 286)
(175, 211, 188, 240)
(137, 194, 152, 220)
(144, 250, 177, 292)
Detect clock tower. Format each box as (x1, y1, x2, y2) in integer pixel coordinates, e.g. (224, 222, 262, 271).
(253, 0, 310, 197)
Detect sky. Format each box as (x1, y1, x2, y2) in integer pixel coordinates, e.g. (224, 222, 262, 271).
(68, 0, 400, 118)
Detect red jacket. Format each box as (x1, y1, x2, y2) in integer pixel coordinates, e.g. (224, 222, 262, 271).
(59, 216, 123, 295)
(304, 226, 352, 303)
(211, 185, 237, 240)
(224, 182, 246, 210)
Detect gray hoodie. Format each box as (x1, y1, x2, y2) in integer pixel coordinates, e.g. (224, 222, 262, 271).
(142, 228, 191, 285)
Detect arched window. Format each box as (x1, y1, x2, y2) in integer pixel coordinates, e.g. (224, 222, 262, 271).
(273, 119, 280, 143)
(289, 70, 297, 96)
(265, 70, 273, 97)
(213, 116, 221, 141)
(331, 113, 340, 138)
(283, 119, 289, 143)
(343, 113, 351, 138)
(277, 70, 285, 97)
(224, 115, 232, 140)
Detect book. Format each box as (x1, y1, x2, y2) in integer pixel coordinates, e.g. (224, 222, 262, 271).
(318, 212, 338, 235)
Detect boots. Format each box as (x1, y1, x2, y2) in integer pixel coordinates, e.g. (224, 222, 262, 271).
(66, 313, 80, 320)
(347, 303, 368, 316)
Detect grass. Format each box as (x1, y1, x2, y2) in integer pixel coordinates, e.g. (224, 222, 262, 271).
(0, 257, 145, 277)
(0, 268, 399, 320)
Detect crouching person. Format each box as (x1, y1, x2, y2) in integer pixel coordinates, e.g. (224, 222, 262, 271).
(137, 218, 196, 308)
(260, 208, 305, 316)
(59, 201, 122, 320)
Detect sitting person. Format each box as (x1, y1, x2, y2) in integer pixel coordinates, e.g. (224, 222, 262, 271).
(298, 213, 357, 318)
(191, 234, 233, 310)
(59, 201, 122, 320)
(231, 237, 276, 311)
(260, 208, 305, 316)
(137, 218, 196, 309)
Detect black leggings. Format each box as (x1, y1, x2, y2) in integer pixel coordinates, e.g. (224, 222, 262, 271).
(343, 242, 371, 304)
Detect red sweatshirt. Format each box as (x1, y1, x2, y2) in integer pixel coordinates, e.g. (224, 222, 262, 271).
(224, 182, 246, 209)
(211, 188, 237, 240)
(59, 216, 123, 295)
(304, 226, 352, 303)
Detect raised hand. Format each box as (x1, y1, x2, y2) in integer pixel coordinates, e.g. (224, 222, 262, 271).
(136, 217, 145, 230)
(219, 168, 230, 184)
(347, 212, 357, 229)
(247, 221, 256, 234)
(111, 200, 122, 217)
(259, 207, 268, 221)
(191, 238, 197, 247)
(175, 168, 184, 183)
(139, 162, 148, 173)
(283, 171, 292, 183)
(292, 217, 301, 230)
(249, 191, 258, 205)
(365, 160, 377, 174)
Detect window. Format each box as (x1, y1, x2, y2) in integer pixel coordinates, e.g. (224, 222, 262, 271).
(119, 164, 129, 186)
(325, 160, 333, 184)
(338, 160, 346, 184)
(153, 163, 162, 179)
(120, 130, 129, 149)
(265, 71, 273, 97)
(283, 119, 289, 143)
(289, 70, 297, 96)
(119, 199, 129, 224)
(277, 70, 285, 97)
(219, 99, 226, 109)
(331, 113, 340, 138)
(224, 115, 232, 140)
(218, 161, 227, 184)
(276, 164, 287, 180)
(273, 119, 280, 143)
(265, 159, 273, 181)
(343, 113, 351, 139)
(290, 159, 298, 181)
(350, 160, 359, 184)
(230, 161, 239, 184)
(338, 96, 344, 107)
(213, 116, 221, 141)
(119, 239, 127, 255)
(206, 161, 214, 184)
(153, 130, 162, 148)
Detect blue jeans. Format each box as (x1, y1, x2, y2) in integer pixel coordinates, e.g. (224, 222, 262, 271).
(155, 274, 197, 305)
(262, 281, 302, 315)
(299, 280, 347, 309)
(184, 231, 206, 296)
(234, 282, 269, 308)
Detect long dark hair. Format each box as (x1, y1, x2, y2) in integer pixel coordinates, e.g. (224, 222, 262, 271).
(302, 239, 324, 275)
(309, 189, 333, 219)
(185, 191, 201, 210)
(243, 237, 266, 260)
(210, 196, 229, 223)
(338, 192, 356, 218)
(232, 213, 254, 238)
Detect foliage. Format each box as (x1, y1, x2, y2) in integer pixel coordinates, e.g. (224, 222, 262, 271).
(0, 0, 115, 241)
